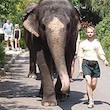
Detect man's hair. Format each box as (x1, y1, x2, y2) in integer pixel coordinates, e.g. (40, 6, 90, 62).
(86, 26, 95, 32)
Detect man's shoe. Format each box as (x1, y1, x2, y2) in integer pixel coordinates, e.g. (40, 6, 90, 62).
(70, 78, 74, 82)
(88, 100, 94, 108)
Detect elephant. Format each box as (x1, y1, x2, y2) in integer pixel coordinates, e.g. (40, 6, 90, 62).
(22, 3, 39, 79)
(23, 28, 40, 79)
(23, 0, 81, 106)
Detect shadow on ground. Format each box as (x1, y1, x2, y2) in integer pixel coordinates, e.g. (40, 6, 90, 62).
(58, 91, 85, 110)
(0, 80, 39, 98)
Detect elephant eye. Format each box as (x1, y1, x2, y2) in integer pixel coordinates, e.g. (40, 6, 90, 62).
(67, 23, 70, 30)
(41, 24, 46, 31)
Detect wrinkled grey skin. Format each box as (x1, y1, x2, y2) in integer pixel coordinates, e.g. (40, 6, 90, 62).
(23, 0, 80, 106)
(23, 29, 38, 79)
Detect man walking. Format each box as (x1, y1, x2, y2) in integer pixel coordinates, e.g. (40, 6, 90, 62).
(3, 19, 14, 50)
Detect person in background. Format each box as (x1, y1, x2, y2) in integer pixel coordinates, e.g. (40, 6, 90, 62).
(14, 24, 21, 50)
(3, 19, 14, 50)
(78, 26, 108, 108)
(70, 33, 80, 82)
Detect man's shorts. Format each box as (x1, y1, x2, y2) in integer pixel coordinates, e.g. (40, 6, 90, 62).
(4, 34, 13, 41)
(82, 59, 100, 78)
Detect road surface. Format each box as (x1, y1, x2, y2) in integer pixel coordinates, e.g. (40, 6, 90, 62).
(0, 51, 110, 110)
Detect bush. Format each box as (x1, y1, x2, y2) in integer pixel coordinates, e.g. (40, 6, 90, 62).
(101, 36, 110, 65)
(95, 16, 110, 41)
(0, 43, 6, 68)
(80, 28, 86, 40)
(95, 16, 110, 65)
(20, 37, 27, 49)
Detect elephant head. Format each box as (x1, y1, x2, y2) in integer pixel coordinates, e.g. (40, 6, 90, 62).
(23, 1, 81, 93)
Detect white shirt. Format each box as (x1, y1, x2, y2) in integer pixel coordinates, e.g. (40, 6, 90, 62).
(3, 23, 13, 35)
(78, 39, 106, 61)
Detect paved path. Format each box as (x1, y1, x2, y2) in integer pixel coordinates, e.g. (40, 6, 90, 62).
(0, 51, 110, 110)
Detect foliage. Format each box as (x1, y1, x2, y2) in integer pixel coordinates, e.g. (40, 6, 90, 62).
(0, 43, 6, 68)
(0, 0, 21, 22)
(101, 36, 110, 65)
(0, 0, 39, 31)
(79, 29, 86, 41)
(95, 16, 110, 41)
(0, 0, 39, 50)
(20, 37, 27, 49)
(91, 0, 110, 18)
(82, 0, 110, 19)
(71, 0, 80, 5)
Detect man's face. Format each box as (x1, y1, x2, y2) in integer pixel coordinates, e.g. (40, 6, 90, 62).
(7, 20, 10, 24)
(86, 28, 94, 38)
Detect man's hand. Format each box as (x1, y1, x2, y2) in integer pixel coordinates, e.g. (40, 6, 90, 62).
(78, 69, 83, 78)
(74, 54, 77, 59)
(104, 60, 109, 66)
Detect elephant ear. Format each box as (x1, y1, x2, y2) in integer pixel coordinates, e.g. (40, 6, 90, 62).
(77, 19, 81, 31)
(23, 3, 39, 37)
(74, 6, 81, 31)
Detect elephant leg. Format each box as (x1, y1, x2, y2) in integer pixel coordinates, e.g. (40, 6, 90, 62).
(38, 82, 43, 98)
(37, 50, 57, 106)
(66, 55, 73, 81)
(28, 50, 37, 79)
(66, 35, 77, 81)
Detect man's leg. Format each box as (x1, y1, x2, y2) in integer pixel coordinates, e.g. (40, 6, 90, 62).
(18, 40, 21, 50)
(85, 75, 94, 108)
(10, 36, 14, 50)
(15, 38, 17, 50)
(91, 77, 98, 91)
(70, 59, 75, 82)
(4, 35, 9, 50)
(5, 40, 9, 50)
(85, 75, 93, 100)
(10, 40, 14, 50)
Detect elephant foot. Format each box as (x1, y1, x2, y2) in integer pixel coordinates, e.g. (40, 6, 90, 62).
(28, 73, 37, 79)
(56, 92, 69, 102)
(41, 98, 57, 106)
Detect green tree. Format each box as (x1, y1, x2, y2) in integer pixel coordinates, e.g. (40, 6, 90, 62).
(0, 0, 21, 22)
(95, 16, 110, 41)
(0, 0, 39, 24)
(81, 0, 110, 18)
(71, 0, 80, 5)
(101, 36, 110, 65)
(0, 44, 6, 68)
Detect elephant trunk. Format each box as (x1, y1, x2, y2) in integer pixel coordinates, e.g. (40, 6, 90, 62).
(46, 17, 70, 93)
